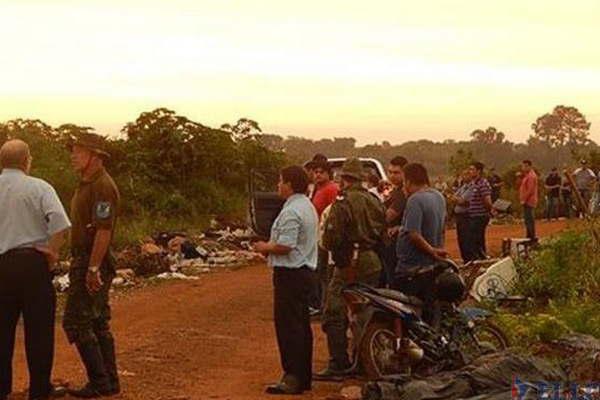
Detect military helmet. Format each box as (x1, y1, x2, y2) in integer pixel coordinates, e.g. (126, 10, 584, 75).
(68, 133, 110, 158)
(340, 158, 364, 181)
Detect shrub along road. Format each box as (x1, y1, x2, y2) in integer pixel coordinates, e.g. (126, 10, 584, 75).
(10, 220, 571, 400)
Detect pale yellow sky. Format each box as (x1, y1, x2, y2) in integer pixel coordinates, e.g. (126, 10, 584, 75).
(1, 0, 599, 145)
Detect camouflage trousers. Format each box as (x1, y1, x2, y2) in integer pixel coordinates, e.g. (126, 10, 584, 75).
(321, 250, 381, 367)
(62, 257, 115, 345)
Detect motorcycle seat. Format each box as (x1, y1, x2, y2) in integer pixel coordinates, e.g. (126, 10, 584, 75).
(374, 288, 424, 308)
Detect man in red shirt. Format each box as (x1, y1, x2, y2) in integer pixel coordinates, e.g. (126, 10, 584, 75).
(310, 160, 339, 314)
(519, 160, 539, 241)
(312, 161, 339, 217)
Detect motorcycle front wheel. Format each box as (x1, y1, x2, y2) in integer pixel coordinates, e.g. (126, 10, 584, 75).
(359, 321, 401, 380)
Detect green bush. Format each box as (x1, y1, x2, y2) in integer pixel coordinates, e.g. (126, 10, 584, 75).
(515, 230, 600, 302)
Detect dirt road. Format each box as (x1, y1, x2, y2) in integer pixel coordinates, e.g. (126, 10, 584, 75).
(10, 220, 572, 400)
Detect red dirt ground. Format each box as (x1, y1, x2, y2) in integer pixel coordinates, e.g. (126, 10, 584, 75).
(10, 220, 573, 400)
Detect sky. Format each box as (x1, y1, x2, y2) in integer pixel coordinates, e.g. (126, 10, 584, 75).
(1, 0, 599, 145)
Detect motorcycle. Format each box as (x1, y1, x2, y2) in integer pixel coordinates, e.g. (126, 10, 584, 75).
(342, 259, 508, 379)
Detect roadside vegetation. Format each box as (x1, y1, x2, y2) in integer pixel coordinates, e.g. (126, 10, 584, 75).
(494, 229, 600, 346)
(0, 109, 285, 247)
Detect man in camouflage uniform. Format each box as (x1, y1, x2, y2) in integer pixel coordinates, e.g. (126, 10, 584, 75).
(63, 133, 121, 398)
(315, 158, 385, 379)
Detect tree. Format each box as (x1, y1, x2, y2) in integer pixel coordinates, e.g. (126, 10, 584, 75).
(221, 118, 262, 141)
(470, 126, 505, 144)
(448, 148, 475, 176)
(531, 105, 591, 165)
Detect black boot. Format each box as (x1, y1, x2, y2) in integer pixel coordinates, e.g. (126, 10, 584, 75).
(313, 328, 352, 381)
(68, 341, 112, 398)
(97, 332, 120, 395)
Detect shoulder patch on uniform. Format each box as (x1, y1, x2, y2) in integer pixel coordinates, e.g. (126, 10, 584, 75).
(95, 201, 112, 220)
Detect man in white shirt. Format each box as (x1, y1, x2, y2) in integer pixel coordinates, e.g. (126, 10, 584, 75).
(0, 139, 71, 400)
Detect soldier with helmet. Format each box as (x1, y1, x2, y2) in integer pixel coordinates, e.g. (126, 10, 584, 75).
(315, 158, 385, 380)
(63, 133, 121, 398)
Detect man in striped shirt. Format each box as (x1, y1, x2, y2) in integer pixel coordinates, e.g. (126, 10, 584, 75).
(466, 162, 494, 260)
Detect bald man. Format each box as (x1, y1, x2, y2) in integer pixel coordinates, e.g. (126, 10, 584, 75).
(0, 140, 71, 400)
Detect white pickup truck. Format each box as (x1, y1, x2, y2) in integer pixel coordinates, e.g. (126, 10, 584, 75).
(250, 157, 387, 237)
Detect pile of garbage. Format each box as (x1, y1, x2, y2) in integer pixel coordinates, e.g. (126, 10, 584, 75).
(53, 221, 264, 292)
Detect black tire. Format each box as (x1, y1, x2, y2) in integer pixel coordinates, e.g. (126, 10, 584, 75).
(358, 321, 399, 380)
(459, 320, 509, 361)
(473, 320, 509, 351)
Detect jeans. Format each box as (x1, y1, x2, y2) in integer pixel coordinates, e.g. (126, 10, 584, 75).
(545, 196, 559, 220)
(523, 205, 536, 240)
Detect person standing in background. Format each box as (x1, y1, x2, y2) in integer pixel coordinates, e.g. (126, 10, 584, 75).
(544, 168, 561, 221)
(561, 176, 573, 219)
(366, 173, 384, 202)
(573, 159, 596, 216)
(381, 156, 408, 287)
(449, 169, 474, 262)
(309, 160, 338, 315)
(305, 154, 328, 200)
(254, 166, 318, 395)
(466, 162, 494, 260)
(519, 160, 539, 241)
(0, 139, 70, 400)
(488, 168, 503, 203)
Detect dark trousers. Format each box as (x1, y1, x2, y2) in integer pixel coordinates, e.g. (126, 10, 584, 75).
(523, 205, 536, 240)
(455, 214, 471, 262)
(309, 249, 328, 310)
(377, 240, 397, 288)
(545, 196, 559, 220)
(562, 195, 573, 218)
(0, 249, 56, 399)
(273, 267, 313, 389)
(468, 215, 489, 261)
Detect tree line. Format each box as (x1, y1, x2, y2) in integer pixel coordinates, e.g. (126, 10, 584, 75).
(0, 108, 285, 221)
(260, 105, 599, 184)
(1, 104, 597, 222)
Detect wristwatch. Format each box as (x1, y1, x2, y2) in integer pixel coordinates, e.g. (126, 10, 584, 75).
(89, 266, 100, 273)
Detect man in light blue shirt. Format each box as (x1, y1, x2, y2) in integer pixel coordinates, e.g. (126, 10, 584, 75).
(265, 194, 318, 270)
(0, 139, 71, 400)
(255, 165, 318, 395)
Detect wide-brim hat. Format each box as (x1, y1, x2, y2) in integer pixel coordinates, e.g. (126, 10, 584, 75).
(67, 133, 110, 158)
(340, 158, 363, 180)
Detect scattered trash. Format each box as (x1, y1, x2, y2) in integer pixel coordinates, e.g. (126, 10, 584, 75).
(53, 273, 70, 292)
(155, 272, 200, 281)
(50, 221, 262, 291)
(468, 257, 518, 302)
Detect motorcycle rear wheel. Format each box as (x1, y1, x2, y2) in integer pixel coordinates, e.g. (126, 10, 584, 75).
(460, 320, 509, 362)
